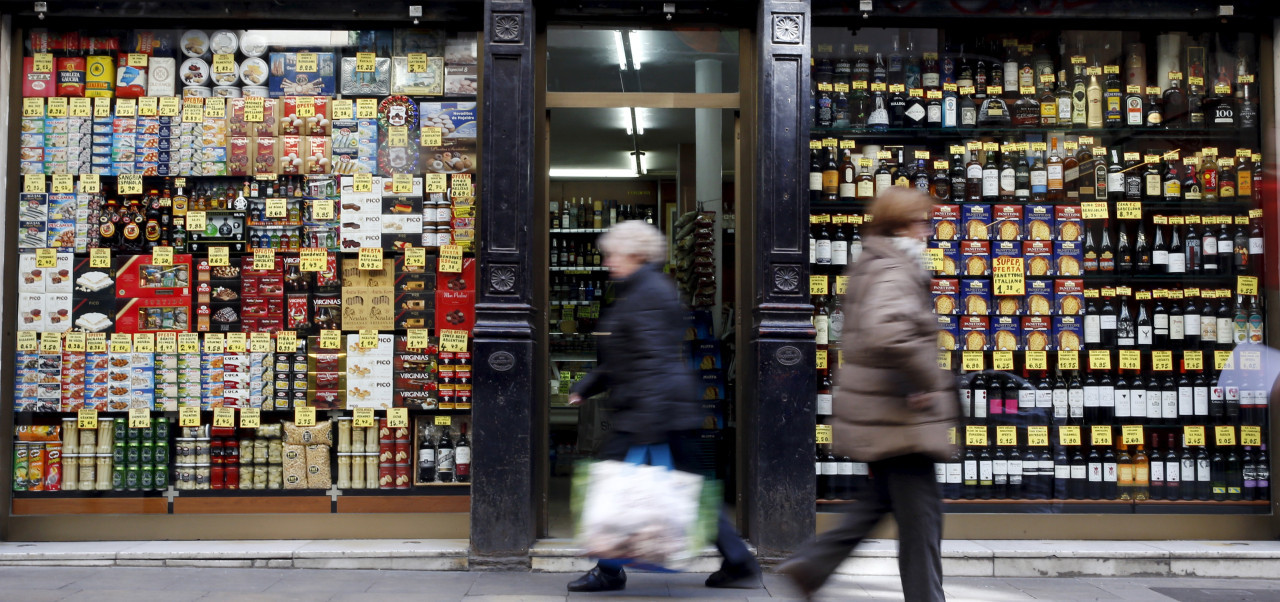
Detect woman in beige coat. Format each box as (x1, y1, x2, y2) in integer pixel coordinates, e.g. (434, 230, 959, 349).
(782, 188, 959, 602)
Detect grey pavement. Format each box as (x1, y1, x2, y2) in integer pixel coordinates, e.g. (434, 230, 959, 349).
(3, 566, 1280, 601)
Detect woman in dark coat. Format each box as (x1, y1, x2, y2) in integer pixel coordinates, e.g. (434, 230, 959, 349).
(567, 220, 761, 592)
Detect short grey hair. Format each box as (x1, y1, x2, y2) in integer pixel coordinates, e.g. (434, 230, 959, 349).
(598, 220, 667, 264)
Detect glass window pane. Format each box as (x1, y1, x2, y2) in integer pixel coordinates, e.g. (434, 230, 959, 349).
(548, 27, 739, 93)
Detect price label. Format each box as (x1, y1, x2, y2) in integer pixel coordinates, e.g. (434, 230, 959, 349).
(405, 52, 430, 73)
(1122, 425, 1144, 446)
(178, 406, 201, 428)
(108, 332, 131, 353)
(424, 173, 448, 194)
(987, 85, 1003, 96)
(39, 332, 61, 354)
(384, 126, 408, 148)
(207, 246, 230, 267)
(394, 247, 425, 270)
(158, 96, 180, 117)
(296, 52, 317, 72)
(355, 52, 377, 72)
(1182, 350, 1203, 371)
(240, 407, 261, 428)
(934, 160, 949, 171)
(358, 329, 379, 349)
(1088, 350, 1111, 370)
(129, 408, 151, 428)
(32, 52, 54, 72)
(1084, 426, 1110, 447)
(353, 407, 376, 427)
(435, 416, 452, 426)
(440, 329, 469, 352)
(436, 244, 464, 273)
(391, 173, 414, 195)
(18, 332, 38, 352)
(300, 248, 327, 272)
(1241, 350, 1261, 371)
(1188, 76, 1204, 86)
(202, 332, 225, 354)
(147, 246, 173, 267)
(927, 90, 943, 99)
(1059, 425, 1082, 446)
(358, 246, 384, 270)
(46, 96, 67, 117)
(197, 97, 222, 119)
(225, 332, 247, 353)
(77, 173, 101, 195)
(992, 256, 1025, 295)
(1184, 425, 1206, 446)
(125, 53, 147, 67)
(948, 428, 957, 445)
(253, 248, 275, 271)
(356, 98, 378, 119)
(1241, 426, 1262, 446)
(815, 424, 833, 445)
(78, 409, 99, 430)
(937, 351, 952, 370)
(1215, 350, 1233, 371)
(249, 332, 272, 353)
(64, 332, 86, 352)
(90, 96, 111, 118)
(23, 174, 45, 194)
(1080, 202, 1109, 220)
(1115, 349, 1141, 371)
(118, 174, 143, 195)
(834, 276, 848, 296)
(1025, 350, 1048, 371)
(1215, 426, 1236, 446)
(922, 248, 944, 272)
(966, 425, 988, 446)
(311, 198, 334, 221)
(115, 97, 138, 117)
(352, 173, 374, 193)
(962, 351, 984, 371)
(138, 96, 158, 116)
(993, 351, 1015, 371)
(816, 349, 828, 370)
(276, 330, 298, 353)
(132, 333, 155, 353)
(260, 198, 286, 219)
(839, 139, 856, 150)
(174, 332, 198, 353)
(914, 150, 931, 160)
(406, 329, 431, 349)
(995, 426, 1017, 446)
(294, 406, 317, 427)
(50, 173, 74, 194)
(330, 99, 353, 120)
(1152, 350, 1173, 371)
(388, 407, 409, 429)
(186, 211, 207, 232)
(1028, 426, 1049, 447)
(1237, 275, 1259, 296)
(319, 329, 342, 349)
(244, 97, 264, 122)
(809, 275, 828, 296)
(22, 97, 44, 117)
(419, 125, 445, 148)
(1058, 350, 1079, 371)
(295, 96, 315, 117)
(34, 248, 57, 268)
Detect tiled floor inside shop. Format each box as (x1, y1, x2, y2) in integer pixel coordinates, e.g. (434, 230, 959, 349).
(3, 566, 1280, 601)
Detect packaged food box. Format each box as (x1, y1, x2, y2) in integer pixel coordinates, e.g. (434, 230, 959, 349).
(958, 315, 989, 351)
(961, 204, 991, 240)
(1054, 316, 1084, 351)
(960, 279, 991, 316)
(1054, 241, 1084, 276)
(992, 316, 1021, 351)
(1026, 279, 1054, 316)
(931, 278, 959, 315)
(1021, 316, 1053, 351)
(268, 52, 337, 98)
(992, 204, 1024, 240)
(1022, 240, 1054, 277)
(1025, 204, 1055, 241)
(931, 204, 960, 241)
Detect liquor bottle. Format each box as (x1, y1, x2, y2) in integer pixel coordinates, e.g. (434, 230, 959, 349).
(978, 445, 994, 499)
(1163, 160, 1182, 202)
(1069, 444, 1087, 499)
(926, 88, 943, 128)
(1117, 444, 1134, 500)
(431, 425, 456, 484)
(1047, 140, 1065, 202)
(1006, 446, 1023, 499)
(1012, 83, 1040, 127)
(417, 428, 437, 483)
(1107, 149, 1126, 202)
(1216, 224, 1233, 275)
(1145, 85, 1164, 126)
(874, 156, 893, 195)
(1071, 59, 1088, 126)
(836, 455, 856, 501)
(1014, 150, 1031, 200)
(904, 89, 927, 129)
(888, 83, 907, 128)
(823, 147, 839, 202)
(455, 424, 471, 483)
(963, 149, 983, 202)
(868, 84, 889, 131)
(1248, 214, 1264, 273)
(963, 445, 978, 499)
(1170, 434, 1187, 501)
(981, 149, 1000, 202)
(1169, 223, 1186, 275)
(1152, 223, 1168, 274)
(1103, 65, 1123, 127)
(1202, 153, 1219, 202)
(1002, 40, 1020, 99)
(977, 86, 1011, 127)
(1238, 154, 1254, 202)
(831, 222, 848, 269)
(1133, 442, 1150, 500)
(912, 158, 931, 195)
(1103, 443, 1119, 499)
(1124, 153, 1143, 201)
(1099, 294, 1118, 347)
(1099, 368, 1116, 424)
(1220, 158, 1237, 200)
(1056, 71, 1074, 128)
(947, 151, 967, 202)
(1082, 226, 1099, 273)
(1163, 72, 1188, 128)
(1053, 444, 1070, 500)
(1038, 73, 1058, 126)
(1086, 68, 1104, 128)
(1242, 446, 1257, 501)
(931, 160, 951, 201)
(1142, 159, 1162, 202)
(1087, 444, 1104, 500)
(970, 372, 988, 422)
(1115, 223, 1132, 273)
(990, 372, 1007, 421)
(1247, 295, 1264, 345)
(1195, 443, 1211, 500)
(1136, 299, 1153, 350)
(1124, 85, 1145, 126)
(1209, 82, 1236, 127)
(1068, 370, 1084, 425)
(1256, 445, 1270, 501)
(1064, 142, 1082, 201)
(1117, 296, 1136, 348)
(1030, 150, 1048, 202)
(1149, 434, 1166, 500)
(1210, 443, 1228, 501)
(838, 150, 857, 203)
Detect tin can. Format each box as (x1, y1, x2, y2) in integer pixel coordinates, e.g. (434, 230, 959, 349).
(379, 441, 394, 464)
(210, 464, 224, 489)
(212, 85, 241, 98)
(243, 86, 269, 98)
(44, 443, 62, 492)
(125, 421, 140, 440)
(112, 464, 126, 491)
(140, 464, 154, 491)
(141, 441, 154, 465)
(154, 417, 170, 441)
(112, 441, 127, 465)
(393, 439, 410, 464)
(126, 441, 141, 465)
(12, 443, 29, 492)
(182, 86, 211, 99)
(378, 464, 394, 489)
(153, 465, 169, 490)
(154, 442, 169, 465)
(28, 443, 46, 491)
(224, 465, 239, 490)
(125, 464, 140, 491)
(393, 464, 410, 489)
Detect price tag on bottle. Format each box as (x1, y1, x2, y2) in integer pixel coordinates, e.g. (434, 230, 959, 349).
(293, 406, 317, 427)
(358, 247, 384, 270)
(23, 174, 45, 194)
(1241, 426, 1262, 446)
(207, 246, 230, 267)
(1025, 350, 1048, 371)
(352, 173, 374, 193)
(1058, 350, 1079, 371)
(809, 275, 828, 296)
(1121, 425, 1144, 446)
(1080, 202, 1108, 220)
(1214, 425, 1236, 446)
(78, 409, 99, 430)
(131, 333, 154, 354)
(963, 425, 986, 446)
(1184, 425, 1206, 446)
(34, 248, 56, 268)
(353, 407, 376, 428)
(356, 98, 378, 119)
(1119, 349, 1141, 371)
(961, 351, 984, 371)
(992, 256, 1025, 296)
(128, 407, 151, 429)
(993, 351, 1014, 371)
(300, 248, 327, 272)
(1152, 350, 1173, 371)
(1027, 426, 1049, 447)
(440, 329, 469, 352)
(815, 424, 833, 445)
(1088, 425, 1110, 446)
(1236, 275, 1258, 296)
(1059, 425, 1082, 446)
(937, 351, 951, 370)
(1088, 350, 1111, 370)
(1182, 350, 1203, 371)
(275, 330, 298, 353)
(235, 407, 258, 428)
(319, 329, 341, 349)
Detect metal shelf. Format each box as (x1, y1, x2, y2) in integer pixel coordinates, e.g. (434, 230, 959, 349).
(810, 126, 1258, 142)
(549, 266, 607, 272)
(550, 228, 607, 234)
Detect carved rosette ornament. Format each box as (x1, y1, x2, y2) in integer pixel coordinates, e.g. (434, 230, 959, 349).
(772, 14, 802, 44)
(493, 14, 522, 43)
(773, 264, 801, 293)
(489, 265, 517, 293)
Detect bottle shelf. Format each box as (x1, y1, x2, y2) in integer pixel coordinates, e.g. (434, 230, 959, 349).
(817, 498, 1270, 514)
(810, 126, 1258, 142)
(549, 266, 607, 272)
(550, 228, 608, 234)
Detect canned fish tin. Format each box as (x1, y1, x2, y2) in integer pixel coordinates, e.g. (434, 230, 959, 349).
(12, 443, 29, 491)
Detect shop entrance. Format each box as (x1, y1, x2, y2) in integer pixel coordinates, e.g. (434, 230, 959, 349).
(534, 26, 744, 539)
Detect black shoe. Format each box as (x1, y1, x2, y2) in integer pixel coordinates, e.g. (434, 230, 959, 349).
(567, 566, 626, 592)
(705, 563, 763, 589)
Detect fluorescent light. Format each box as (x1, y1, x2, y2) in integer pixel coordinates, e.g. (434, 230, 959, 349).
(550, 168, 639, 179)
(637, 152, 647, 174)
(634, 108, 644, 135)
(613, 30, 627, 71)
(622, 107, 633, 135)
(628, 30, 642, 70)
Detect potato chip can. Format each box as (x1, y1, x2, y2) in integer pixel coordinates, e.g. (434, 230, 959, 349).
(44, 443, 62, 491)
(28, 444, 45, 491)
(12, 443, 29, 492)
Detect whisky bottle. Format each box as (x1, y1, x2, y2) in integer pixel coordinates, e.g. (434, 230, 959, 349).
(1145, 85, 1164, 126)
(1163, 72, 1188, 128)
(838, 150, 856, 203)
(977, 86, 1011, 127)
(1038, 73, 1058, 126)
(1012, 84, 1040, 127)
(1103, 65, 1123, 127)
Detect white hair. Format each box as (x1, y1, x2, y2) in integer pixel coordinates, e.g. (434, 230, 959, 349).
(598, 220, 667, 264)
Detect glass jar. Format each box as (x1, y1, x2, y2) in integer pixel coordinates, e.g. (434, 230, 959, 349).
(364, 454, 378, 489)
(336, 453, 352, 489)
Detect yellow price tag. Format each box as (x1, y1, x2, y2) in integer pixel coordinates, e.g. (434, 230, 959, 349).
(224, 332, 247, 353)
(119, 174, 143, 195)
(434, 416, 452, 426)
(295, 96, 315, 118)
(1058, 350, 1079, 371)
(1119, 349, 1141, 371)
(440, 329, 469, 352)
(1183, 350, 1203, 371)
(208, 407, 233, 428)
(834, 276, 848, 296)
(157, 96, 180, 117)
(1215, 426, 1236, 446)
(312, 199, 334, 220)
(80, 174, 101, 194)
(129, 408, 151, 429)
(240, 407, 261, 428)
(421, 126, 443, 147)
(244, 97, 264, 122)
(1027, 426, 1049, 446)
(186, 211, 206, 232)
(809, 275, 828, 296)
(922, 248, 944, 272)
(39, 333, 61, 354)
(331, 99, 353, 120)
(816, 349, 828, 371)
(46, 97, 67, 117)
(276, 330, 298, 353)
(137, 96, 158, 116)
(392, 173, 413, 193)
(356, 98, 378, 119)
(1080, 202, 1108, 220)
(1237, 276, 1259, 296)
(78, 409, 99, 430)
(1241, 350, 1261, 371)
(1122, 425, 1144, 445)
(22, 97, 44, 118)
(1089, 350, 1111, 370)
(109, 332, 132, 353)
(937, 351, 952, 370)
(177, 333, 200, 353)
(205, 246, 230, 267)
(300, 248, 327, 272)
(439, 244, 464, 273)
(319, 330, 342, 349)
(353, 407, 376, 427)
(294, 406, 317, 427)
(179, 406, 201, 428)
(1025, 350, 1048, 371)
(407, 53, 429, 72)
(358, 329, 379, 349)
(358, 247, 384, 270)
(398, 247, 425, 269)
(154, 332, 176, 354)
(204, 97, 225, 118)
(253, 248, 275, 270)
(131, 333, 154, 353)
(64, 332, 86, 352)
(249, 332, 272, 353)
(962, 351, 984, 371)
(32, 52, 53, 72)
(1091, 425, 1112, 446)
(17, 332, 39, 352)
(1184, 425, 1206, 446)
(356, 52, 377, 72)
(34, 248, 57, 268)
(815, 424, 833, 445)
(966, 425, 988, 446)
(1152, 350, 1173, 371)
(352, 173, 373, 193)
(202, 332, 225, 354)
(115, 98, 137, 117)
(296, 52, 318, 72)
(389, 126, 408, 147)
(993, 351, 1014, 371)
(24, 174, 45, 194)
(264, 198, 287, 219)
(996, 426, 1018, 446)
(127, 53, 148, 67)
(407, 329, 431, 349)
(992, 257, 1025, 296)
(425, 173, 448, 193)
(1241, 426, 1262, 446)
(1059, 425, 1082, 446)
(388, 407, 410, 428)
(51, 174, 74, 194)
(86, 333, 107, 353)
(1116, 202, 1142, 220)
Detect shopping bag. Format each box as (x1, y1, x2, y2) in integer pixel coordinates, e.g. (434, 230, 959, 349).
(571, 443, 720, 572)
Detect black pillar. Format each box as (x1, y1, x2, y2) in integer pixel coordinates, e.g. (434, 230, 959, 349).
(471, 0, 537, 564)
(745, 0, 815, 560)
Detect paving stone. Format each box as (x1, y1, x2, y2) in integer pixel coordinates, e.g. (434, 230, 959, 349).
(60, 590, 207, 602)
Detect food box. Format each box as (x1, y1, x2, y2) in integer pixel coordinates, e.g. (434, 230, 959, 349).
(268, 52, 337, 98)
(1025, 204, 1055, 241)
(1054, 316, 1084, 351)
(992, 205, 1024, 240)
(1022, 240, 1054, 277)
(961, 204, 991, 240)
(344, 333, 394, 409)
(1026, 279, 1054, 316)
(1021, 316, 1053, 351)
(992, 316, 1021, 351)
(392, 56, 444, 96)
(340, 57, 392, 96)
(931, 204, 960, 241)
(930, 278, 959, 315)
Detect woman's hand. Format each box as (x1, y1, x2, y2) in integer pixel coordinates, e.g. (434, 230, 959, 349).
(567, 393, 584, 407)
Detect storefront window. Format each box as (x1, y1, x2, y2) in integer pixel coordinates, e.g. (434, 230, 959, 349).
(547, 27, 739, 93)
(808, 25, 1270, 513)
(12, 25, 479, 515)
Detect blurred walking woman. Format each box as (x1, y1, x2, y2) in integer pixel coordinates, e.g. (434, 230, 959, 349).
(566, 221, 761, 593)
(782, 188, 959, 602)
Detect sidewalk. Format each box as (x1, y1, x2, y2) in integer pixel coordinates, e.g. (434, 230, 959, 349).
(6, 565, 1280, 601)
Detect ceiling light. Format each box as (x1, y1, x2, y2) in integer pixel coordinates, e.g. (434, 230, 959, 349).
(633, 108, 644, 135)
(632, 151, 648, 175)
(549, 168, 639, 179)
(628, 30, 642, 70)
(613, 30, 627, 71)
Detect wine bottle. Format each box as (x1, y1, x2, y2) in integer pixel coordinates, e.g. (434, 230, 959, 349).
(436, 427, 456, 483)
(455, 423, 471, 483)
